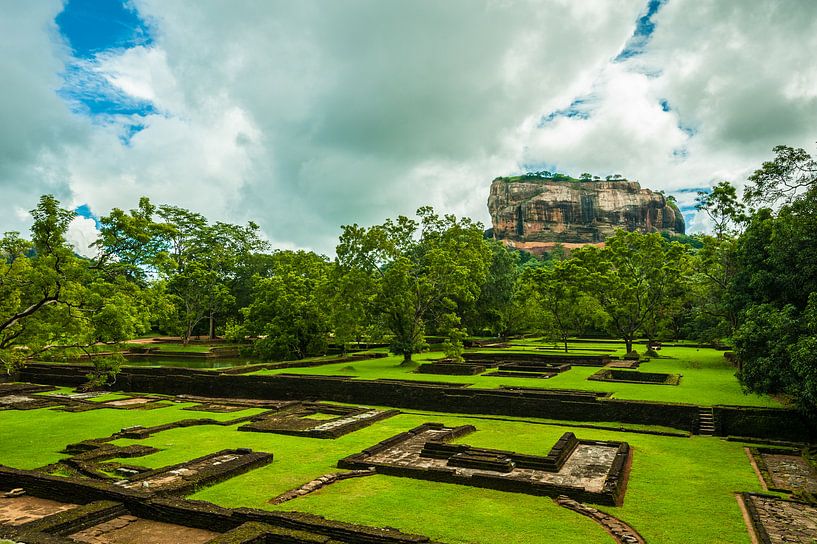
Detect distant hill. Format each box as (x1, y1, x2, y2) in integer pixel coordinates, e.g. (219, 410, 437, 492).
(487, 176, 685, 254)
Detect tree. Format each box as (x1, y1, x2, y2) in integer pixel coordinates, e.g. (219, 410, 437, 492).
(461, 240, 518, 337)
(526, 260, 604, 352)
(695, 181, 747, 239)
(150, 206, 266, 343)
(0, 196, 151, 375)
(744, 145, 817, 207)
(325, 264, 376, 354)
(572, 231, 687, 353)
(689, 235, 740, 340)
(731, 184, 817, 416)
(579, 172, 593, 181)
(336, 207, 491, 364)
(239, 251, 331, 360)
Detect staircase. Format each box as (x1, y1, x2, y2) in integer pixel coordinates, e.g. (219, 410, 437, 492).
(697, 407, 716, 435)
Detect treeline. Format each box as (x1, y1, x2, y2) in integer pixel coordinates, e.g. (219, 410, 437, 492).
(1, 145, 815, 417)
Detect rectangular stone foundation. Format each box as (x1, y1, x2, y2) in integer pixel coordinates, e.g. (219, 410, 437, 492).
(339, 423, 631, 506)
(238, 402, 399, 438)
(740, 492, 817, 544)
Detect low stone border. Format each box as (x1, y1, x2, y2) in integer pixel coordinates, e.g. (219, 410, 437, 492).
(270, 469, 375, 505)
(485, 370, 557, 379)
(115, 449, 273, 496)
(0, 467, 437, 543)
(496, 362, 571, 373)
(415, 363, 486, 376)
(51, 395, 172, 413)
(588, 369, 681, 386)
(554, 495, 645, 543)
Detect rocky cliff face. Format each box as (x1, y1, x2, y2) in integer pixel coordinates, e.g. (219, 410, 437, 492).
(488, 177, 685, 250)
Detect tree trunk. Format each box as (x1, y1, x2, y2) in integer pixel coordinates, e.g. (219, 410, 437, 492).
(400, 351, 413, 366)
(209, 315, 216, 340)
(624, 338, 633, 354)
(563, 336, 569, 353)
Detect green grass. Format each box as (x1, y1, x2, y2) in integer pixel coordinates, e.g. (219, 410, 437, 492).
(107, 410, 763, 544)
(0, 402, 266, 469)
(0, 393, 769, 543)
(250, 343, 779, 407)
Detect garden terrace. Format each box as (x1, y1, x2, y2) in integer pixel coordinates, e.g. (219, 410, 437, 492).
(0, 382, 815, 543)
(588, 369, 682, 386)
(14, 358, 812, 440)
(338, 423, 632, 506)
(24, 343, 790, 408)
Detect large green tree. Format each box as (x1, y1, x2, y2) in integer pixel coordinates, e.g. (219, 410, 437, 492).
(336, 207, 491, 364)
(572, 231, 687, 353)
(0, 196, 151, 375)
(526, 259, 605, 352)
(237, 250, 331, 360)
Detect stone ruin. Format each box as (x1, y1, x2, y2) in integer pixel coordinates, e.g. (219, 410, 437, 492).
(238, 402, 399, 438)
(741, 447, 817, 543)
(339, 423, 632, 506)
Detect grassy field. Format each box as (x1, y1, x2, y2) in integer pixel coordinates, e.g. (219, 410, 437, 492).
(250, 341, 779, 407)
(0, 396, 772, 544)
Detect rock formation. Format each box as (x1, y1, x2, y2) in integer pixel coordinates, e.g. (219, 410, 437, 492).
(487, 177, 685, 252)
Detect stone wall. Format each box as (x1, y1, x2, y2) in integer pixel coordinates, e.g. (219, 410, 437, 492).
(17, 363, 814, 441)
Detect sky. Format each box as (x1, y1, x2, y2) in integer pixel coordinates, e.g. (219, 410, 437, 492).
(1, 0, 816, 256)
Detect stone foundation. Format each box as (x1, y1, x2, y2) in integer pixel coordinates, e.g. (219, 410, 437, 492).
(339, 423, 631, 505)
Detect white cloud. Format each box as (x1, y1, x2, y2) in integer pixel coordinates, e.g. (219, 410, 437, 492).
(66, 215, 99, 257)
(2, 0, 816, 249)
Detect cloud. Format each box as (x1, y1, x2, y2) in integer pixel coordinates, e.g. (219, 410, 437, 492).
(36, 0, 646, 252)
(2, 0, 816, 249)
(0, 1, 87, 234)
(66, 215, 99, 257)
(516, 0, 817, 232)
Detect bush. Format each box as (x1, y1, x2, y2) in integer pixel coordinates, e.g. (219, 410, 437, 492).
(623, 350, 640, 360)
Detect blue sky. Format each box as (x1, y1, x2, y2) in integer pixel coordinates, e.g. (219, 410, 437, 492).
(57, 0, 155, 119)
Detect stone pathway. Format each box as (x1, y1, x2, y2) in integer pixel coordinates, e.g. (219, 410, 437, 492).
(554, 496, 645, 544)
(69, 515, 218, 544)
(0, 496, 77, 526)
(269, 469, 375, 504)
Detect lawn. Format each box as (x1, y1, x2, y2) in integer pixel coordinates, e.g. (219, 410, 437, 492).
(183, 412, 768, 544)
(0, 400, 267, 469)
(249, 342, 779, 407)
(0, 397, 768, 544)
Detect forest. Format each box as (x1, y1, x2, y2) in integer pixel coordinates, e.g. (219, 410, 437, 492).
(1, 145, 815, 418)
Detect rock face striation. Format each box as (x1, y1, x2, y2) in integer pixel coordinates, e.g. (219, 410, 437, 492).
(487, 177, 684, 252)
